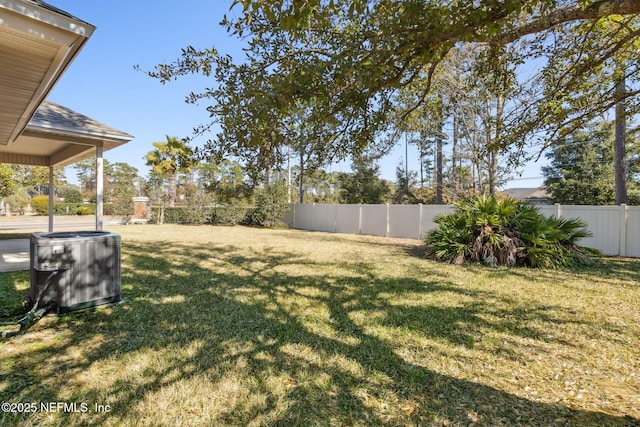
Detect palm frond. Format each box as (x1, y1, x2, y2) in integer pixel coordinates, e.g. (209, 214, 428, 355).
(424, 195, 599, 269)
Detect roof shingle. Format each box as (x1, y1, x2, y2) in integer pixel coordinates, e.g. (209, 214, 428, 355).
(23, 0, 87, 23)
(28, 100, 133, 142)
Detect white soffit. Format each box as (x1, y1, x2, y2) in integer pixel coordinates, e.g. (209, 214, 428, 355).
(0, 0, 95, 146)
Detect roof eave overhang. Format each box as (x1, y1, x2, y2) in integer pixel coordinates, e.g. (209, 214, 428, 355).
(0, 0, 94, 38)
(22, 125, 134, 145)
(3, 129, 132, 168)
(0, 0, 96, 145)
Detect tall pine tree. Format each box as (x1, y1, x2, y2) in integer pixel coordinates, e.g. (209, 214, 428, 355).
(543, 122, 639, 205)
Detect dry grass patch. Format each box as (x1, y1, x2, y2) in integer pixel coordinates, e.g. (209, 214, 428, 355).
(1, 224, 639, 426)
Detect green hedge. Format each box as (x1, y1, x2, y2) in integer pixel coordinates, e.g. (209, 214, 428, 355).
(153, 205, 253, 226)
(103, 204, 116, 215)
(162, 207, 210, 224)
(29, 199, 116, 216)
(213, 205, 253, 226)
(53, 203, 115, 216)
(54, 203, 93, 215)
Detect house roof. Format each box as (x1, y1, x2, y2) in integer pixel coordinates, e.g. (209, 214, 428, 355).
(22, 0, 88, 23)
(0, 0, 131, 232)
(502, 187, 551, 202)
(0, 0, 132, 168)
(0, 100, 133, 167)
(28, 100, 133, 143)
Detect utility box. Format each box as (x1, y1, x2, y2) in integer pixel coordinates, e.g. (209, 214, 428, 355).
(29, 231, 122, 314)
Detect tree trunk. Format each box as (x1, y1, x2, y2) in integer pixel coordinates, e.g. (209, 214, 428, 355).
(451, 107, 459, 200)
(471, 159, 477, 194)
(264, 165, 271, 185)
(615, 71, 627, 205)
(488, 149, 498, 197)
(299, 145, 305, 203)
(435, 106, 444, 204)
(419, 135, 424, 187)
(261, 138, 272, 186)
(287, 145, 292, 203)
(168, 170, 177, 207)
(405, 133, 409, 192)
(488, 96, 503, 197)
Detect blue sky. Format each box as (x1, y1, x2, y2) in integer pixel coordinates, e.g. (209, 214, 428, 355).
(49, 0, 544, 188)
(49, 0, 233, 183)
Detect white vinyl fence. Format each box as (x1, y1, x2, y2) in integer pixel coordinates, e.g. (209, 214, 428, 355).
(283, 203, 640, 258)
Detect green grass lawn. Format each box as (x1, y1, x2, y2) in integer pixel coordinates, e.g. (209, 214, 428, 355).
(1, 225, 639, 426)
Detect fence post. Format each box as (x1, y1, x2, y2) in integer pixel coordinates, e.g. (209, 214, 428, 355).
(358, 204, 363, 235)
(418, 203, 423, 239)
(333, 203, 337, 233)
(620, 204, 627, 257)
(386, 203, 390, 237)
(555, 203, 562, 219)
(312, 202, 316, 231)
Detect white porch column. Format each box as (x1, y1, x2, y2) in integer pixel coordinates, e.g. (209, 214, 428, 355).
(96, 144, 104, 231)
(48, 166, 54, 232)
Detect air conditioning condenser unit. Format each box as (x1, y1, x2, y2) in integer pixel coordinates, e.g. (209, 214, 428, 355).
(29, 231, 122, 314)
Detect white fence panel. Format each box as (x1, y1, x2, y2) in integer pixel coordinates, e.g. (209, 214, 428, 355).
(625, 207, 640, 257)
(420, 205, 455, 238)
(563, 206, 622, 256)
(313, 204, 336, 233)
(285, 203, 639, 258)
(283, 205, 295, 226)
(360, 205, 388, 237)
(537, 205, 557, 218)
(294, 204, 315, 231)
(336, 205, 361, 235)
(388, 205, 421, 239)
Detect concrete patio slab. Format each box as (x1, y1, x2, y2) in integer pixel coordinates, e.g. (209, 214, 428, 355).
(0, 239, 29, 272)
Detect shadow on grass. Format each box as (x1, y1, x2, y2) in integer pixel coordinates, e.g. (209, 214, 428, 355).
(409, 244, 640, 290)
(577, 256, 640, 286)
(0, 271, 29, 318)
(0, 239, 637, 426)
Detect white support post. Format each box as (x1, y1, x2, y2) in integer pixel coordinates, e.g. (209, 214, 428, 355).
(96, 145, 104, 231)
(48, 166, 54, 232)
(620, 204, 627, 257)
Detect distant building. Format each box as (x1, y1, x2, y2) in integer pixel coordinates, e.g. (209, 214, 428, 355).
(502, 187, 552, 205)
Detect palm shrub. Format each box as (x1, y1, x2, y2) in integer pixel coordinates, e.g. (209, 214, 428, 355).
(425, 195, 599, 268)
